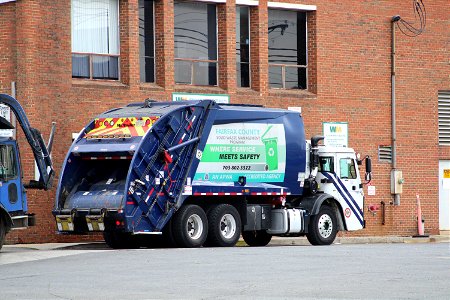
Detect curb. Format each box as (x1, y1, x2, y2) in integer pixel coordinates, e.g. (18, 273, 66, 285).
(4, 234, 449, 250)
(246, 234, 450, 246)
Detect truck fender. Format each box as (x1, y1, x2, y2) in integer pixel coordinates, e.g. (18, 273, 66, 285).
(0, 204, 13, 233)
(299, 193, 346, 231)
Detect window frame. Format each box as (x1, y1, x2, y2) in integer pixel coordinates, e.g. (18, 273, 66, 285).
(268, 8, 308, 90)
(174, 1, 219, 86)
(0, 144, 18, 181)
(319, 156, 335, 173)
(71, 0, 121, 81)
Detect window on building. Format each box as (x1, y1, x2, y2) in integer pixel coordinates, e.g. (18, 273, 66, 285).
(174, 1, 217, 86)
(71, 0, 120, 80)
(268, 9, 307, 89)
(139, 0, 155, 83)
(236, 6, 250, 88)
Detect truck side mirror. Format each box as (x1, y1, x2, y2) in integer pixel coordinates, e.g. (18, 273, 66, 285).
(365, 156, 372, 181)
(238, 176, 246, 186)
(365, 156, 372, 173)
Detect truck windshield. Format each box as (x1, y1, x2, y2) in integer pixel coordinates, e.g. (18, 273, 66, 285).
(0, 144, 17, 181)
(319, 157, 334, 173)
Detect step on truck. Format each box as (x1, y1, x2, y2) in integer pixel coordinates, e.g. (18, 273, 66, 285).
(0, 94, 55, 250)
(53, 100, 371, 248)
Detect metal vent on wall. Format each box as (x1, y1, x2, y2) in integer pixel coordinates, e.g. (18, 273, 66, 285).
(439, 91, 450, 145)
(378, 145, 392, 162)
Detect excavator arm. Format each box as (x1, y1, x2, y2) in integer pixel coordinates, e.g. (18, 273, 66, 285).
(0, 94, 55, 190)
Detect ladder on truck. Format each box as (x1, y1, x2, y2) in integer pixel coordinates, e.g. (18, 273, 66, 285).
(126, 101, 212, 233)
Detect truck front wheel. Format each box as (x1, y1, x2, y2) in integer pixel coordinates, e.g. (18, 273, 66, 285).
(306, 205, 338, 245)
(0, 220, 6, 250)
(242, 230, 272, 247)
(172, 205, 208, 248)
(206, 204, 241, 247)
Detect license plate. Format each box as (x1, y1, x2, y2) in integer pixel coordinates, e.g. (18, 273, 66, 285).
(56, 215, 75, 231)
(86, 215, 105, 231)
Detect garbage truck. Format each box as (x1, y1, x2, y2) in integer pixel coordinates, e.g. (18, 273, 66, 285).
(0, 94, 55, 250)
(53, 99, 371, 248)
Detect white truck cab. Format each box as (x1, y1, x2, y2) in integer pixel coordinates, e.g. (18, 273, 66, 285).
(316, 146, 365, 231)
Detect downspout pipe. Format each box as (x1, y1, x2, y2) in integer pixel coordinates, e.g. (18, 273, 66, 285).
(391, 16, 401, 205)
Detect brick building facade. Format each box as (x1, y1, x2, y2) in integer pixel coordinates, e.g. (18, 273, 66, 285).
(0, 0, 449, 243)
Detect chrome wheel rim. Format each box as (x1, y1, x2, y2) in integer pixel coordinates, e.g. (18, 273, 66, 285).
(187, 214, 203, 240)
(318, 214, 333, 238)
(220, 214, 236, 239)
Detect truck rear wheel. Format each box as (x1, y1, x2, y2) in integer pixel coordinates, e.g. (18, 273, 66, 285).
(172, 205, 208, 248)
(0, 220, 6, 250)
(242, 230, 272, 247)
(306, 205, 338, 246)
(206, 204, 241, 247)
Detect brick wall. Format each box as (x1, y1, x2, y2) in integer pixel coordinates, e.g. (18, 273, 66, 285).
(0, 0, 449, 243)
(0, 2, 16, 95)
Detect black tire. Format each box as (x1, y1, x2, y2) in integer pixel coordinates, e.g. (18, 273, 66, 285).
(242, 230, 272, 247)
(0, 219, 6, 251)
(206, 204, 241, 247)
(172, 205, 208, 248)
(306, 205, 338, 246)
(103, 231, 138, 249)
(161, 216, 177, 247)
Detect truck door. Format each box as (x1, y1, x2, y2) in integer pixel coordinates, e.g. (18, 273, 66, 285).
(336, 155, 364, 229)
(317, 154, 364, 230)
(0, 143, 25, 213)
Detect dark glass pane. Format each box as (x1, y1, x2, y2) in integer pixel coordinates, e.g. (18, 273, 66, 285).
(175, 60, 191, 84)
(285, 66, 306, 89)
(297, 12, 307, 66)
(139, 0, 155, 82)
(72, 54, 90, 78)
(237, 62, 250, 88)
(239, 7, 249, 63)
(268, 10, 303, 65)
(208, 61, 217, 86)
(207, 4, 217, 61)
(236, 6, 250, 87)
(269, 65, 282, 88)
(140, 56, 155, 83)
(92, 56, 119, 80)
(175, 2, 214, 60)
(236, 7, 241, 60)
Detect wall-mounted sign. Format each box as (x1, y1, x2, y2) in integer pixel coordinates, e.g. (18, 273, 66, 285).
(0, 104, 13, 137)
(323, 122, 348, 147)
(172, 93, 229, 104)
(443, 169, 450, 189)
(368, 185, 376, 196)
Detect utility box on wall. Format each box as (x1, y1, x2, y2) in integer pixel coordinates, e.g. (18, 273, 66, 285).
(391, 170, 404, 194)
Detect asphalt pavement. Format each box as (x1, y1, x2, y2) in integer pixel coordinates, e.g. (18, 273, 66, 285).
(1, 242, 450, 299)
